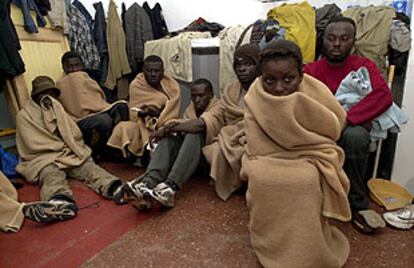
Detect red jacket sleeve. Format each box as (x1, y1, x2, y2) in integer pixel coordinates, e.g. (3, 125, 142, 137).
(347, 60, 393, 125)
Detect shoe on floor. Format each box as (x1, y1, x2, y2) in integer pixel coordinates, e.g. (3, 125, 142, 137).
(23, 200, 77, 223)
(149, 182, 175, 208)
(111, 183, 128, 205)
(383, 205, 414, 230)
(352, 209, 386, 235)
(123, 180, 152, 211)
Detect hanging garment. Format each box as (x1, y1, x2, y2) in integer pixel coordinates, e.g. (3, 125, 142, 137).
(144, 31, 211, 83)
(93, 1, 109, 84)
(68, 5, 100, 70)
(124, 2, 153, 73)
(72, 0, 93, 34)
(34, 0, 50, 16)
(104, 0, 131, 90)
(0, 0, 25, 80)
(218, 25, 250, 93)
(315, 4, 342, 60)
(267, 1, 316, 63)
(143, 1, 168, 39)
(12, 0, 46, 33)
(390, 19, 411, 53)
(48, 0, 69, 34)
(343, 6, 395, 78)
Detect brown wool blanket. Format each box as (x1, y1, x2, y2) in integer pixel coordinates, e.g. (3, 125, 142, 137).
(16, 98, 91, 182)
(56, 72, 126, 121)
(202, 81, 247, 201)
(107, 73, 180, 156)
(0, 171, 24, 232)
(243, 74, 351, 268)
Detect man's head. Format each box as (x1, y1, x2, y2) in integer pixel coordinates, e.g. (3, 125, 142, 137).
(61, 51, 84, 74)
(233, 44, 260, 90)
(259, 40, 303, 96)
(31, 76, 61, 105)
(191, 78, 214, 115)
(323, 17, 356, 64)
(143, 55, 164, 89)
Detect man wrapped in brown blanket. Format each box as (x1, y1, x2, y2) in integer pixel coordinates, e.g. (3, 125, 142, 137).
(16, 76, 127, 224)
(107, 55, 181, 159)
(202, 43, 260, 201)
(243, 40, 351, 267)
(56, 51, 129, 161)
(123, 79, 219, 210)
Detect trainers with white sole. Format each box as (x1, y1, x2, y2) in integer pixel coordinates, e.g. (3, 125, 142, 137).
(123, 181, 153, 211)
(149, 182, 175, 208)
(383, 204, 414, 230)
(23, 200, 77, 223)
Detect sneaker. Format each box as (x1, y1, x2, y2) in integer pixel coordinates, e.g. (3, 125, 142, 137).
(149, 182, 175, 208)
(352, 209, 386, 235)
(23, 200, 77, 223)
(123, 180, 153, 211)
(111, 183, 128, 205)
(383, 205, 414, 230)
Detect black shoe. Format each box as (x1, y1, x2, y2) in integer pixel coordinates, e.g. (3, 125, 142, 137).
(23, 200, 77, 223)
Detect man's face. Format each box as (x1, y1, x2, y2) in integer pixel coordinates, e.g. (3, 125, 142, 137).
(191, 83, 213, 115)
(234, 57, 258, 87)
(63, 57, 83, 74)
(33, 89, 59, 108)
(143, 61, 164, 88)
(323, 22, 355, 63)
(261, 58, 302, 96)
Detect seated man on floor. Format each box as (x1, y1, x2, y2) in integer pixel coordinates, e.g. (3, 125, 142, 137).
(15, 76, 127, 223)
(56, 52, 129, 161)
(244, 40, 351, 268)
(201, 43, 260, 201)
(123, 78, 219, 210)
(107, 55, 181, 164)
(304, 16, 391, 234)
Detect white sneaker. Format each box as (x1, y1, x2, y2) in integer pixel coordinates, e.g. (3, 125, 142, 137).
(383, 204, 414, 230)
(123, 181, 153, 210)
(149, 182, 175, 208)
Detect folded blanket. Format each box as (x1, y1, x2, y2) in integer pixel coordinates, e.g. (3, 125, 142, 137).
(244, 74, 350, 267)
(107, 73, 180, 156)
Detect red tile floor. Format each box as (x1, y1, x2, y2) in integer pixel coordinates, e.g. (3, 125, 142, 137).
(86, 163, 414, 268)
(3, 162, 414, 267)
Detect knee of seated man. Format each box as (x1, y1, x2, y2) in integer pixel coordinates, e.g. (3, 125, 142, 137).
(340, 125, 370, 151)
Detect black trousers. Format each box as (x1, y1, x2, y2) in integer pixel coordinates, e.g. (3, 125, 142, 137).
(77, 103, 128, 160)
(338, 125, 371, 212)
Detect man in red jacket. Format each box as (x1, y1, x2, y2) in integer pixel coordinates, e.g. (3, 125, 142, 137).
(305, 17, 392, 234)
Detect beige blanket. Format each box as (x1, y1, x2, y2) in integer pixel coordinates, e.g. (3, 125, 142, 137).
(202, 81, 246, 201)
(16, 98, 91, 182)
(0, 171, 24, 233)
(107, 73, 181, 157)
(56, 72, 126, 121)
(244, 75, 351, 268)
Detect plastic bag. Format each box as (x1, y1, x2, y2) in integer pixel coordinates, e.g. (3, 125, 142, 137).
(0, 145, 19, 178)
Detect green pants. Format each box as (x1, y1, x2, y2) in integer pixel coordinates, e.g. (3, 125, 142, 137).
(141, 133, 205, 189)
(38, 157, 119, 202)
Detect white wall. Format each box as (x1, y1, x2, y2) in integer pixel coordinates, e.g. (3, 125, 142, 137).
(392, 6, 414, 194)
(83, 0, 389, 31)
